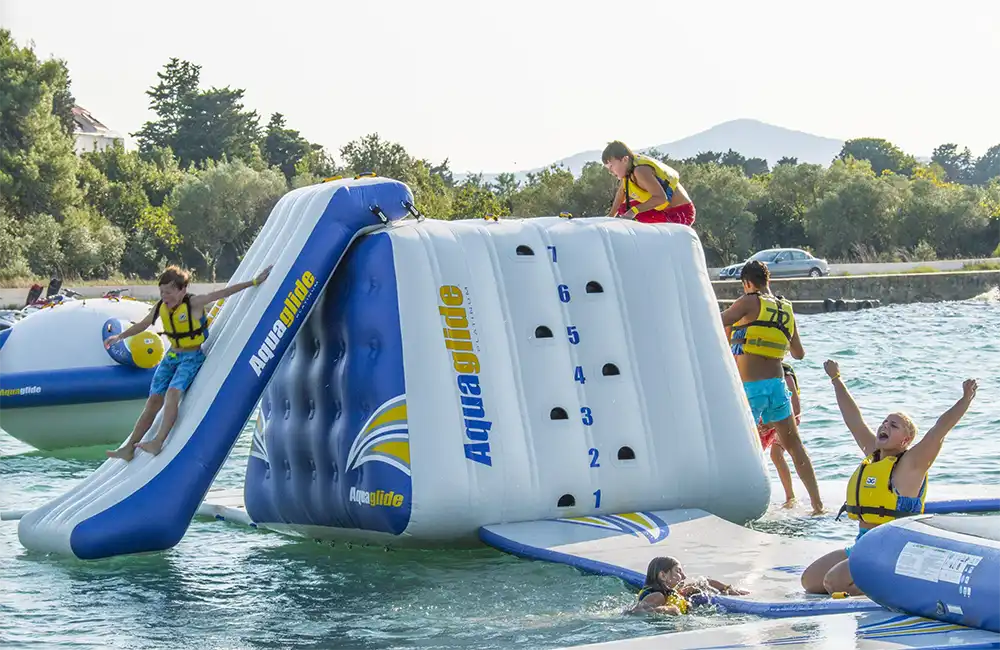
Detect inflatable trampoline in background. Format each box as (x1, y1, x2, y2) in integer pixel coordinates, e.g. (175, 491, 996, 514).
(0, 298, 165, 450)
(17, 176, 414, 559)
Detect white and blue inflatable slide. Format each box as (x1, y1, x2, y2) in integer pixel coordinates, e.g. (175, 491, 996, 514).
(17, 177, 414, 559)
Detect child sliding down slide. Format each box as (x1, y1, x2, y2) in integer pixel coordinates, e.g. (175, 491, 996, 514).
(104, 264, 272, 461)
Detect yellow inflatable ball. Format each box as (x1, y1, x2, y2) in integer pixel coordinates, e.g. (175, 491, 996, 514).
(127, 330, 166, 369)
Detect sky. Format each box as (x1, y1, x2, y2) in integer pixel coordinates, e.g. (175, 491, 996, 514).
(2, 0, 999, 173)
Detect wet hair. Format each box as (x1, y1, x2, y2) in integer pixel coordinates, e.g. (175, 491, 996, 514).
(740, 260, 770, 287)
(893, 411, 919, 442)
(601, 140, 635, 164)
(643, 556, 680, 592)
(158, 265, 191, 290)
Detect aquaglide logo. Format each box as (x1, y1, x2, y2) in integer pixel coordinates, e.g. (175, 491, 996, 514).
(0, 386, 42, 397)
(249, 270, 316, 377)
(350, 486, 404, 508)
(438, 284, 493, 467)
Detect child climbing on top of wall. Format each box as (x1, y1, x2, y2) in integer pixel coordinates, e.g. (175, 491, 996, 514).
(104, 263, 272, 461)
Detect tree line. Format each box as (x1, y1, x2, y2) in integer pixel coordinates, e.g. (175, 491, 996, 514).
(2, 30, 999, 284)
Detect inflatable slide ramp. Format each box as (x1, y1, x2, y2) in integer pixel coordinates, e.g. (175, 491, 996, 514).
(480, 508, 884, 617)
(17, 177, 414, 559)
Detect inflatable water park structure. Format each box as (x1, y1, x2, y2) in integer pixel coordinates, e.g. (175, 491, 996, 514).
(1, 177, 997, 649)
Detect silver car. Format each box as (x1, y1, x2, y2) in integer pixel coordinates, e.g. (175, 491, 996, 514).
(718, 248, 829, 280)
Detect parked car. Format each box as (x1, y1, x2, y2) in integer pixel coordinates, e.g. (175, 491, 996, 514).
(718, 248, 829, 280)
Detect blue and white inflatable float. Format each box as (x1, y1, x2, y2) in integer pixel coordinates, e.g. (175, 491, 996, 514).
(0, 298, 165, 450)
(850, 513, 1000, 633)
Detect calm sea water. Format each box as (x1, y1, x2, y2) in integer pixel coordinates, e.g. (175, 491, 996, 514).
(2, 298, 998, 650)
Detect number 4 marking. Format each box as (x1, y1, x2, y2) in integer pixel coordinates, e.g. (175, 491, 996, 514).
(575, 366, 586, 384)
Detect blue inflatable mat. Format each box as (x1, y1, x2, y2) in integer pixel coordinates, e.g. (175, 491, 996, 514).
(480, 508, 883, 618)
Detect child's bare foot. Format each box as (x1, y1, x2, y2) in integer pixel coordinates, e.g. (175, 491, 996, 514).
(137, 438, 164, 456)
(810, 503, 825, 516)
(106, 445, 135, 461)
(782, 497, 796, 508)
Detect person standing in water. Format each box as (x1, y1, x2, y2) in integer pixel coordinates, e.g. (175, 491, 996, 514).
(104, 264, 272, 460)
(601, 141, 696, 225)
(758, 362, 803, 506)
(721, 260, 824, 515)
(801, 360, 977, 596)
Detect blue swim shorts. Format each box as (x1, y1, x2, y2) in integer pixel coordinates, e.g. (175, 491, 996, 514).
(150, 348, 206, 396)
(844, 527, 870, 558)
(743, 376, 793, 425)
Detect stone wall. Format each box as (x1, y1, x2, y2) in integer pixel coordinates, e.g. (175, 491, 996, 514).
(0, 283, 222, 309)
(5, 272, 1000, 310)
(712, 271, 1000, 304)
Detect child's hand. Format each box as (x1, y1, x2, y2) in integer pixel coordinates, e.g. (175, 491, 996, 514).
(254, 265, 273, 287)
(104, 334, 121, 349)
(823, 359, 840, 379)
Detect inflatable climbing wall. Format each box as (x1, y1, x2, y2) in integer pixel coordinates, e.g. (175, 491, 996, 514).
(245, 215, 770, 545)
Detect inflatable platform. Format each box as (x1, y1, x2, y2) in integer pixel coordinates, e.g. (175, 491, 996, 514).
(0, 298, 161, 450)
(17, 176, 413, 559)
(561, 611, 1000, 649)
(480, 507, 883, 617)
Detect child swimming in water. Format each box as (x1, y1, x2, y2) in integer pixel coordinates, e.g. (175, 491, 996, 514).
(631, 556, 749, 615)
(758, 362, 802, 506)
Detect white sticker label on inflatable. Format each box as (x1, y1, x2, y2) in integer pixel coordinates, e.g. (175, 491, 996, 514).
(894, 542, 982, 585)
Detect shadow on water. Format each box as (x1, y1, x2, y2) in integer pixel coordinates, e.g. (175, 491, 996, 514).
(3, 444, 112, 461)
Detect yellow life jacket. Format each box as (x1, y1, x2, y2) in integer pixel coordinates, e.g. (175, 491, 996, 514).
(637, 586, 688, 614)
(155, 295, 207, 350)
(623, 154, 681, 211)
(782, 362, 799, 396)
(838, 450, 927, 525)
(730, 293, 795, 359)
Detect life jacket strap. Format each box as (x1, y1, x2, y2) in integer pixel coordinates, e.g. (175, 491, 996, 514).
(835, 503, 919, 522)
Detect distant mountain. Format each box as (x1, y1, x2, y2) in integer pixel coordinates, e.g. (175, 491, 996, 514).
(459, 119, 846, 184)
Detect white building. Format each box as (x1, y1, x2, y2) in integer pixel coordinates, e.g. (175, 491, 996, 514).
(72, 105, 123, 155)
